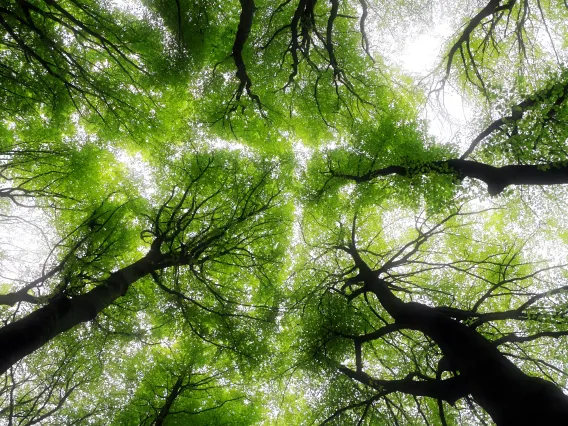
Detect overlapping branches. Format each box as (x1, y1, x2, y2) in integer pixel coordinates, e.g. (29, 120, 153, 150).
(141, 157, 281, 269)
(0, 153, 286, 375)
(306, 206, 568, 423)
(139, 158, 284, 353)
(260, 0, 374, 121)
(139, 365, 244, 425)
(0, 0, 152, 119)
(441, 0, 518, 93)
(461, 71, 568, 159)
(0, 199, 129, 307)
(324, 69, 568, 196)
(0, 146, 77, 207)
(0, 341, 98, 424)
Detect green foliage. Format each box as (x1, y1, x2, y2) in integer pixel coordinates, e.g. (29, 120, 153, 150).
(2, 0, 568, 424)
(111, 337, 261, 426)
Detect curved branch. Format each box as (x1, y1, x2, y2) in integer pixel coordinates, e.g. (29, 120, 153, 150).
(343, 244, 568, 423)
(358, 0, 373, 61)
(443, 0, 517, 85)
(494, 330, 568, 346)
(338, 366, 467, 405)
(232, 0, 261, 109)
(332, 159, 568, 196)
(325, 0, 340, 78)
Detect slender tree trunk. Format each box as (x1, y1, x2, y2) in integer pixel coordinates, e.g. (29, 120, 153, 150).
(0, 253, 160, 375)
(334, 159, 568, 196)
(152, 376, 184, 426)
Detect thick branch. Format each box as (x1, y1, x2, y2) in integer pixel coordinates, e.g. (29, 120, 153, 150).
(355, 323, 404, 343)
(152, 375, 184, 426)
(232, 0, 261, 108)
(332, 159, 568, 196)
(283, 0, 317, 86)
(358, 0, 373, 60)
(325, 0, 340, 78)
(494, 330, 568, 346)
(338, 366, 467, 405)
(0, 289, 39, 306)
(350, 250, 568, 424)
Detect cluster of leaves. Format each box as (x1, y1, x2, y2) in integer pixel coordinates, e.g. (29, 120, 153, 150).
(1, 0, 568, 425)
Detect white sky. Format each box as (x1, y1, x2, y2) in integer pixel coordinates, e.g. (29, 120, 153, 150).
(381, 16, 473, 150)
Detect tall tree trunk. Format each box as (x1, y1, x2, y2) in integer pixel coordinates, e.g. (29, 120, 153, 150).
(152, 376, 184, 426)
(359, 264, 568, 425)
(0, 253, 160, 375)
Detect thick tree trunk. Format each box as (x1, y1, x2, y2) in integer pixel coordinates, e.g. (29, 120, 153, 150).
(401, 304, 568, 425)
(360, 266, 568, 425)
(0, 253, 159, 375)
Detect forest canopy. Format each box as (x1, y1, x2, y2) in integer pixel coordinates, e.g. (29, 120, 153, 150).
(1, 0, 568, 424)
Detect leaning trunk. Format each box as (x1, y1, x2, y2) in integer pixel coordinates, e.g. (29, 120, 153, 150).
(152, 376, 184, 426)
(0, 253, 159, 375)
(400, 304, 568, 425)
(364, 269, 568, 425)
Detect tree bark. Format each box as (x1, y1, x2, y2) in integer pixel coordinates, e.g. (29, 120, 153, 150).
(0, 289, 38, 306)
(0, 252, 162, 375)
(356, 262, 568, 425)
(152, 376, 184, 426)
(232, 0, 260, 105)
(333, 159, 568, 195)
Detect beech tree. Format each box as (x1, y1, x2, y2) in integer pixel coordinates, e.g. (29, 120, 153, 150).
(294, 199, 568, 424)
(1, 0, 568, 424)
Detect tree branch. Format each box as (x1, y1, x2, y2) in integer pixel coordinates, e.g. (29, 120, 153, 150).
(461, 75, 568, 159)
(331, 159, 568, 196)
(232, 0, 262, 110)
(494, 330, 568, 346)
(338, 365, 467, 405)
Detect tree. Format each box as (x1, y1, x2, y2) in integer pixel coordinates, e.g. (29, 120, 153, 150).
(112, 335, 260, 426)
(1, 0, 568, 424)
(0, 148, 289, 423)
(294, 199, 568, 424)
